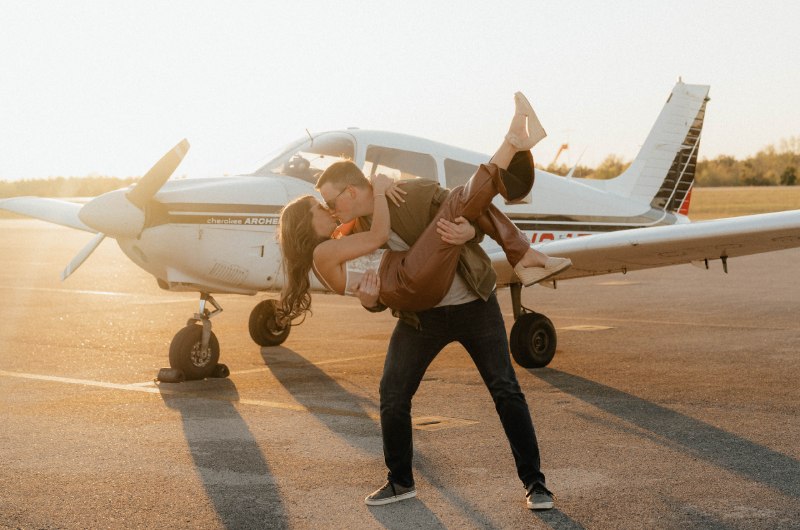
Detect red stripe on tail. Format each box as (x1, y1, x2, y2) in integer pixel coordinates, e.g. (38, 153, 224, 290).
(678, 188, 693, 215)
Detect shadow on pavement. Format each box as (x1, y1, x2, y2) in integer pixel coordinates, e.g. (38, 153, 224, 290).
(532, 368, 800, 499)
(260, 346, 381, 449)
(367, 497, 444, 529)
(261, 345, 500, 527)
(159, 378, 288, 529)
(533, 508, 588, 529)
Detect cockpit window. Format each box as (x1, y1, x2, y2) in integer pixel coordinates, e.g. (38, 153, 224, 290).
(363, 145, 437, 181)
(253, 133, 356, 183)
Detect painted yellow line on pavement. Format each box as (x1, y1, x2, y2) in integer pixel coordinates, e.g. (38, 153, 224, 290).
(0, 369, 161, 393)
(0, 285, 192, 303)
(542, 314, 800, 331)
(559, 325, 614, 331)
(0, 369, 377, 419)
(229, 353, 385, 376)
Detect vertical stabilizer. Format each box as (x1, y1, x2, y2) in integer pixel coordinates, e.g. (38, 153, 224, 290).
(607, 82, 710, 213)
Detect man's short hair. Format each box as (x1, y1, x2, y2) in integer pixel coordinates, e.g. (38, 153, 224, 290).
(316, 160, 370, 190)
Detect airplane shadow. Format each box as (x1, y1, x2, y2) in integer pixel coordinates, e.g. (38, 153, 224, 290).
(531, 368, 800, 499)
(261, 346, 501, 527)
(260, 346, 381, 449)
(159, 379, 288, 529)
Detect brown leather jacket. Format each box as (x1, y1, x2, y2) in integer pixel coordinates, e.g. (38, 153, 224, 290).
(357, 178, 495, 327)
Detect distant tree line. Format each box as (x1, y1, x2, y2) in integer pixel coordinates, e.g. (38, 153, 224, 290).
(2, 137, 798, 198)
(695, 137, 799, 186)
(541, 136, 800, 186)
(0, 176, 138, 198)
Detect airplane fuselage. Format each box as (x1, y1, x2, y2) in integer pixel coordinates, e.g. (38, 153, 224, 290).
(9, 82, 707, 298)
(111, 143, 688, 296)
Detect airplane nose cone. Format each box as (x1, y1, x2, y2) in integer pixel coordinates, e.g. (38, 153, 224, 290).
(79, 190, 146, 238)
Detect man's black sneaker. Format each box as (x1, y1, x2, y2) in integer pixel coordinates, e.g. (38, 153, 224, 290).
(526, 483, 554, 510)
(364, 481, 417, 506)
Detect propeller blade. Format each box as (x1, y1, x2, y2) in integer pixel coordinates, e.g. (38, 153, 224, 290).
(126, 139, 190, 209)
(61, 232, 106, 280)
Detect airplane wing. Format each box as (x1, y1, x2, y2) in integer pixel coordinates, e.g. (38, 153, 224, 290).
(490, 209, 800, 285)
(0, 197, 96, 233)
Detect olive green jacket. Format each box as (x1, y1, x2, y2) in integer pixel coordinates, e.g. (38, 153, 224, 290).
(357, 178, 496, 327)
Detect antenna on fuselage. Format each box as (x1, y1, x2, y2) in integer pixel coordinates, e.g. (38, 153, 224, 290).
(565, 146, 588, 179)
(305, 128, 314, 146)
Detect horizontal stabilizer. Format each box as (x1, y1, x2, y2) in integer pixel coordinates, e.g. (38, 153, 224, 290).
(0, 197, 96, 233)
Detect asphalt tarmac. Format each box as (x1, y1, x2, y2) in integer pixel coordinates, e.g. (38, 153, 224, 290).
(1, 220, 798, 529)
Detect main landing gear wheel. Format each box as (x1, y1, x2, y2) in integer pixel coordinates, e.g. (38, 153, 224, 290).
(510, 312, 556, 368)
(508, 282, 557, 368)
(249, 299, 290, 346)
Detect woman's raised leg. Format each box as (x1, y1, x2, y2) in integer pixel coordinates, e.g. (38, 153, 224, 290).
(378, 94, 569, 310)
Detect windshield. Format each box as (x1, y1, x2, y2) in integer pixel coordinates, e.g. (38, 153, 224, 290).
(252, 132, 356, 184)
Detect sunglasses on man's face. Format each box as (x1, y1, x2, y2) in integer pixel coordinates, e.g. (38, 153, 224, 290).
(325, 186, 348, 211)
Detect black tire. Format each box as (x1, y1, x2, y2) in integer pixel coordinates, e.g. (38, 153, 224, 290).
(248, 299, 290, 346)
(509, 312, 556, 368)
(168, 324, 220, 380)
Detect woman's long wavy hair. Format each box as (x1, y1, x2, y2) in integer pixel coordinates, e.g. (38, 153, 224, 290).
(277, 195, 328, 324)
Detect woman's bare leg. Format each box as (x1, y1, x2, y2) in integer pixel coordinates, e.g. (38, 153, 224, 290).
(481, 103, 570, 271)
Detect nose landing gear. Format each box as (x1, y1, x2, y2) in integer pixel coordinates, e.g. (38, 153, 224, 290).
(157, 293, 229, 382)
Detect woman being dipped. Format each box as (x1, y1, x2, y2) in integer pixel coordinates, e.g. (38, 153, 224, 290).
(278, 92, 571, 322)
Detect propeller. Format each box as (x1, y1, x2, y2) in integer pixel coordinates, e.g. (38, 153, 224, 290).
(61, 139, 190, 280)
(61, 232, 106, 280)
(78, 139, 189, 238)
(126, 139, 190, 209)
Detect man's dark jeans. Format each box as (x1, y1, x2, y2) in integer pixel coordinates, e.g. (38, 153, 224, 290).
(379, 292, 546, 489)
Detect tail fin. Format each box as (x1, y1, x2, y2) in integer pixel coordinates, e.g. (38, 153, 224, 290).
(607, 81, 710, 214)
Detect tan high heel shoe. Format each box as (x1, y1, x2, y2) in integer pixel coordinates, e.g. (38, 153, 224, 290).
(505, 92, 547, 150)
(513, 256, 572, 287)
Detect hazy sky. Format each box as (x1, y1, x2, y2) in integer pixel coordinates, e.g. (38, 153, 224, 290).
(1, 1, 798, 181)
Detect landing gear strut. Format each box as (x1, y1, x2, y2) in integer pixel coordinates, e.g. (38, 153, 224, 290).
(158, 293, 229, 382)
(508, 283, 557, 368)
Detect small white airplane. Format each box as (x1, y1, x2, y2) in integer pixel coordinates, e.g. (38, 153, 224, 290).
(3, 80, 800, 381)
